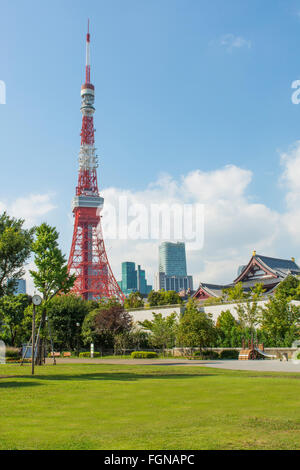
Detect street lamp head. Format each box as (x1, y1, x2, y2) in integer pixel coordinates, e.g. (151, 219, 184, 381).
(32, 295, 42, 306)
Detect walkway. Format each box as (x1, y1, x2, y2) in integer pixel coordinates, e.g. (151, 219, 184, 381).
(45, 357, 300, 373)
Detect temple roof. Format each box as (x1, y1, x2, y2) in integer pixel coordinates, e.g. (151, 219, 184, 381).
(193, 254, 300, 300)
(255, 255, 300, 275)
(194, 283, 232, 298)
(235, 254, 300, 283)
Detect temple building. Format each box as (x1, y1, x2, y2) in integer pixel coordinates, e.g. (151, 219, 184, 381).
(193, 252, 300, 301)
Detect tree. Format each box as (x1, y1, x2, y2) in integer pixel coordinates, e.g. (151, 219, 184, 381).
(260, 297, 300, 347)
(235, 284, 264, 332)
(0, 294, 31, 346)
(139, 312, 178, 351)
(216, 310, 237, 330)
(124, 291, 144, 309)
(275, 275, 300, 301)
(30, 223, 76, 302)
(176, 298, 216, 351)
(147, 289, 182, 307)
(147, 290, 163, 307)
(86, 300, 133, 353)
(223, 282, 247, 302)
(45, 295, 89, 351)
(30, 223, 76, 363)
(0, 212, 34, 297)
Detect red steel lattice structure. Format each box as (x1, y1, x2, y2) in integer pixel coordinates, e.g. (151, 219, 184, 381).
(68, 23, 125, 302)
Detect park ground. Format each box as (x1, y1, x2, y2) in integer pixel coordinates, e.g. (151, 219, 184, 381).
(0, 361, 299, 450)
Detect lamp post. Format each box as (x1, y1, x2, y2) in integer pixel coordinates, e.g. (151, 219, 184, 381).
(76, 322, 80, 357)
(31, 295, 42, 376)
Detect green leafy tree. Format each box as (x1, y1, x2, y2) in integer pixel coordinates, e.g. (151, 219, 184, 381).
(0, 212, 34, 297)
(82, 309, 105, 348)
(230, 283, 265, 334)
(30, 223, 76, 363)
(275, 275, 300, 301)
(215, 310, 239, 347)
(139, 312, 178, 351)
(223, 282, 247, 302)
(0, 294, 31, 346)
(124, 291, 144, 309)
(147, 290, 163, 306)
(45, 295, 89, 351)
(30, 223, 76, 302)
(260, 297, 300, 347)
(147, 289, 182, 307)
(176, 298, 216, 351)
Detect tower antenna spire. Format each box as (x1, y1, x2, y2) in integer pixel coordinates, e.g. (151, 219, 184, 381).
(86, 19, 91, 83)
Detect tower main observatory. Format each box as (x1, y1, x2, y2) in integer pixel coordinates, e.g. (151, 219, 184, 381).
(68, 23, 125, 302)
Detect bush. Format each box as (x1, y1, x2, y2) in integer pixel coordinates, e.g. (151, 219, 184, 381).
(5, 348, 21, 359)
(297, 352, 300, 360)
(131, 351, 158, 359)
(79, 352, 101, 358)
(219, 349, 239, 360)
(194, 350, 219, 360)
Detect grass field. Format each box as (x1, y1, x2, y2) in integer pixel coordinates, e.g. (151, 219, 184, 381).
(0, 363, 299, 450)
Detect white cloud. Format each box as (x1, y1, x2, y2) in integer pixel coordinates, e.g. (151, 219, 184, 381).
(218, 34, 252, 52)
(1, 193, 56, 228)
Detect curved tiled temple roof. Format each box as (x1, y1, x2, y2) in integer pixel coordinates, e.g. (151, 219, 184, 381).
(193, 253, 300, 300)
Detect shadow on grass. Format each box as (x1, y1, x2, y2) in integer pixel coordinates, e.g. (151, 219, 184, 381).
(0, 371, 216, 384)
(0, 381, 41, 389)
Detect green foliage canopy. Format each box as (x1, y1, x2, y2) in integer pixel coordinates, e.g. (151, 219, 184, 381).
(0, 212, 34, 297)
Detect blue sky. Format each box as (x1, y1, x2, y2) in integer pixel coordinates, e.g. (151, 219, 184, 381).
(2, 0, 300, 290)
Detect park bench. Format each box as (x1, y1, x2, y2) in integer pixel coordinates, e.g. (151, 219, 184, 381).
(63, 352, 71, 357)
(49, 352, 60, 357)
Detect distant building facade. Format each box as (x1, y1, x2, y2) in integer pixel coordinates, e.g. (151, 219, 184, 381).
(118, 262, 152, 297)
(9, 279, 26, 295)
(155, 242, 193, 293)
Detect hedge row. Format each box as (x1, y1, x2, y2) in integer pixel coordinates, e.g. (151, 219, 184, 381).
(79, 352, 101, 358)
(5, 349, 21, 359)
(131, 351, 158, 359)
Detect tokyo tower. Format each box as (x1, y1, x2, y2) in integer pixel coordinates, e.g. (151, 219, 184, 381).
(68, 22, 125, 302)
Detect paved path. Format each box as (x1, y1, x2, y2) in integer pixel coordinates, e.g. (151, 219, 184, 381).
(46, 358, 300, 373)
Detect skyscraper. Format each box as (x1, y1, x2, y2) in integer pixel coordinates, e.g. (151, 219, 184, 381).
(159, 242, 187, 276)
(118, 262, 152, 297)
(155, 242, 193, 293)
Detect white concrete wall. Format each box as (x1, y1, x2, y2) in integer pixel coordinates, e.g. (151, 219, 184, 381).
(128, 305, 184, 324)
(128, 300, 300, 325)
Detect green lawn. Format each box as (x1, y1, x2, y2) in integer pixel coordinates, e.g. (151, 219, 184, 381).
(0, 363, 299, 450)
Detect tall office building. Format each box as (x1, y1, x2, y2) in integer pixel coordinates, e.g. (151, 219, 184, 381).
(118, 262, 152, 297)
(155, 242, 193, 293)
(159, 242, 187, 276)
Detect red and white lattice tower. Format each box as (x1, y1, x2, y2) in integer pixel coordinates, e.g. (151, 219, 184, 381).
(68, 22, 125, 302)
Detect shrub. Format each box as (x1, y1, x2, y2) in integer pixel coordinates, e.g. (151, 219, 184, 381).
(79, 351, 101, 358)
(219, 349, 239, 359)
(131, 351, 158, 359)
(194, 350, 219, 360)
(5, 348, 21, 359)
(297, 352, 300, 360)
